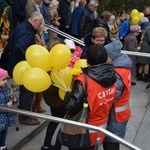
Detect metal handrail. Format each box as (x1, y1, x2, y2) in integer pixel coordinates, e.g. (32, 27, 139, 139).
(121, 50, 150, 57)
(0, 106, 142, 150)
(45, 24, 85, 46)
(46, 24, 150, 58)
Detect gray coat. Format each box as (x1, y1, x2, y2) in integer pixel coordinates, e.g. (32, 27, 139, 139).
(137, 29, 150, 64)
(123, 32, 139, 76)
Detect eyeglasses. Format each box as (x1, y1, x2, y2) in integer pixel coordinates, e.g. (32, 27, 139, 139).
(94, 39, 105, 43)
(98, 40, 105, 43)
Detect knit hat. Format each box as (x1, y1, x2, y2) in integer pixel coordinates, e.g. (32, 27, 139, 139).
(0, 68, 8, 80)
(109, 15, 115, 21)
(64, 39, 75, 50)
(130, 25, 141, 32)
(140, 17, 149, 23)
(104, 40, 123, 60)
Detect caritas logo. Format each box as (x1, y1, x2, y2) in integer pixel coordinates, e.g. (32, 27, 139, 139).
(98, 87, 116, 105)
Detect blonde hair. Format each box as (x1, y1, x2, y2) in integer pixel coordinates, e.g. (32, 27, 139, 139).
(50, 0, 59, 9)
(92, 27, 108, 39)
(79, 0, 86, 6)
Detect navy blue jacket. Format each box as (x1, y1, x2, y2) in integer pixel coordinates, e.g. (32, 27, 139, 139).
(41, 1, 51, 26)
(70, 5, 85, 36)
(8, 20, 36, 77)
(12, 0, 27, 25)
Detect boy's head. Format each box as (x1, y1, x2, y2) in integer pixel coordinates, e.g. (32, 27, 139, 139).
(104, 40, 123, 60)
(0, 68, 8, 87)
(86, 44, 108, 65)
(91, 27, 107, 45)
(118, 11, 126, 21)
(79, 0, 87, 6)
(64, 39, 75, 53)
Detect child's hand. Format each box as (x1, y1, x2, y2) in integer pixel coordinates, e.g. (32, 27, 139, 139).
(13, 96, 18, 104)
(7, 101, 13, 107)
(66, 87, 71, 92)
(137, 46, 141, 51)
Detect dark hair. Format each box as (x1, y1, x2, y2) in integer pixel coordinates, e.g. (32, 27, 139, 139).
(100, 11, 112, 23)
(86, 44, 108, 65)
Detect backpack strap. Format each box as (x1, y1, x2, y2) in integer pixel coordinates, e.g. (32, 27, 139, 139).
(83, 73, 88, 103)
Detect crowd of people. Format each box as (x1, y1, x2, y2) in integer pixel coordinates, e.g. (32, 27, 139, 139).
(0, 0, 150, 150)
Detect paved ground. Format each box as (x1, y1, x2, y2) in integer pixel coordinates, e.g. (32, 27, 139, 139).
(5, 78, 150, 150)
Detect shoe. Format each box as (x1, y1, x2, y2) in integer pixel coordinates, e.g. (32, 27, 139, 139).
(32, 105, 46, 113)
(32, 94, 46, 113)
(143, 74, 150, 82)
(32, 117, 38, 121)
(41, 145, 55, 150)
(137, 73, 143, 81)
(19, 118, 40, 125)
(146, 84, 150, 89)
(143, 78, 150, 82)
(19, 116, 37, 121)
(131, 81, 136, 86)
(0, 146, 8, 150)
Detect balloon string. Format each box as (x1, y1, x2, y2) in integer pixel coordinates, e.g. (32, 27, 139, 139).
(58, 71, 67, 89)
(52, 71, 67, 90)
(52, 83, 66, 91)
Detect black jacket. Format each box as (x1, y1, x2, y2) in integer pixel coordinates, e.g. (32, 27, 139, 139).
(64, 63, 116, 115)
(58, 0, 71, 27)
(78, 8, 95, 38)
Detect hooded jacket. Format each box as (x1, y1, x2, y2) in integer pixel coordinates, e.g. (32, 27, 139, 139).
(64, 63, 117, 145)
(64, 63, 116, 115)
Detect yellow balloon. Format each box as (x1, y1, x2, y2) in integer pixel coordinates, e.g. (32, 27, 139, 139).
(13, 61, 31, 85)
(73, 59, 87, 69)
(138, 12, 144, 19)
(23, 68, 51, 92)
(25, 44, 52, 71)
(51, 67, 72, 89)
(49, 44, 71, 70)
(132, 16, 140, 25)
(58, 89, 66, 100)
(130, 9, 139, 18)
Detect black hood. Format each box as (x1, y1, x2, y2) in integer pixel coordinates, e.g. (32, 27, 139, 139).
(82, 63, 116, 87)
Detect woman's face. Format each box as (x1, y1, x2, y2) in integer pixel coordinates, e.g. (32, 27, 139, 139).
(92, 37, 106, 45)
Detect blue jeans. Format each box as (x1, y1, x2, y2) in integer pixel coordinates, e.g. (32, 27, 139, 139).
(0, 128, 8, 146)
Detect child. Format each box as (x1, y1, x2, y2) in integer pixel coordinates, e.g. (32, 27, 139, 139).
(118, 11, 130, 44)
(0, 68, 16, 150)
(64, 39, 82, 68)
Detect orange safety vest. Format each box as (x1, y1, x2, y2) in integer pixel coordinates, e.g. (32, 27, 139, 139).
(76, 74, 116, 146)
(114, 68, 131, 122)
